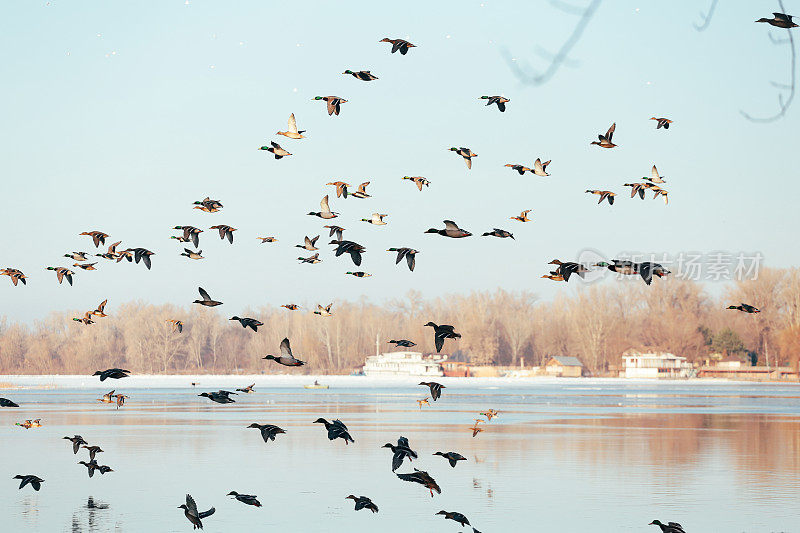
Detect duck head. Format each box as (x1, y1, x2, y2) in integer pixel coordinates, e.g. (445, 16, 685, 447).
(345, 494, 358, 500)
(246, 423, 261, 429)
(227, 491, 239, 496)
(262, 354, 277, 361)
(342, 70, 354, 75)
(229, 316, 240, 321)
(313, 417, 328, 424)
(423, 322, 437, 328)
(424, 228, 440, 234)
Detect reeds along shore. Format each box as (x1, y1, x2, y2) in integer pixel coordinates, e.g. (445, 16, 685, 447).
(1, 267, 799, 375)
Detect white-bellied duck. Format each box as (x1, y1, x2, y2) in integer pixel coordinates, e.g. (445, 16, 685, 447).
(396, 469, 440, 496)
(277, 113, 305, 139)
(586, 190, 616, 205)
(297, 235, 320, 251)
(346, 271, 371, 277)
(533, 158, 550, 176)
(424, 322, 461, 353)
(263, 338, 306, 366)
(181, 248, 204, 260)
(351, 181, 371, 199)
(403, 176, 430, 190)
(314, 418, 354, 444)
(247, 423, 286, 443)
(179, 494, 215, 529)
(308, 195, 338, 219)
(259, 141, 292, 159)
(314, 303, 333, 317)
(433, 451, 466, 467)
(362, 213, 387, 225)
(298, 252, 322, 264)
(346, 495, 378, 512)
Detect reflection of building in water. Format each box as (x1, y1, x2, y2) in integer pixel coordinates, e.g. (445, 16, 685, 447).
(620, 350, 693, 378)
(362, 351, 446, 377)
(544, 356, 585, 377)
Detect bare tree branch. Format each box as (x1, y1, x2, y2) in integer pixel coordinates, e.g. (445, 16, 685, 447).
(741, 0, 796, 122)
(693, 0, 718, 32)
(502, 0, 601, 86)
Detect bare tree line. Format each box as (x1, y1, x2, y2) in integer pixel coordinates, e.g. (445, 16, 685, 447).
(1, 267, 799, 375)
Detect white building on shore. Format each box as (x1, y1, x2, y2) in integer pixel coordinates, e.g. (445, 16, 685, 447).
(621, 350, 693, 378)
(363, 351, 446, 377)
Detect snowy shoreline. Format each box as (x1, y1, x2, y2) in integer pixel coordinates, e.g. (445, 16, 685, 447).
(0, 374, 794, 389)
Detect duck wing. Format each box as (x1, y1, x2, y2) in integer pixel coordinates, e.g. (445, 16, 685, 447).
(638, 263, 654, 285)
(443, 220, 460, 231)
(407, 252, 416, 272)
(605, 122, 615, 141)
(288, 113, 298, 134)
(320, 195, 332, 213)
(280, 338, 293, 357)
(198, 287, 212, 301)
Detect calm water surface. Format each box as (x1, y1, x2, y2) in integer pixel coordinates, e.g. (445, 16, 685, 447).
(1, 377, 799, 532)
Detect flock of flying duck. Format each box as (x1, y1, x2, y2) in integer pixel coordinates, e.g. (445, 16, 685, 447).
(5, 15, 793, 527)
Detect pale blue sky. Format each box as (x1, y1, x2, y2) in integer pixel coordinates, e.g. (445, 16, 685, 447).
(0, 1, 797, 321)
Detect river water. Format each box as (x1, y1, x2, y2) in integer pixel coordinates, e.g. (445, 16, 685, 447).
(1, 376, 798, 532)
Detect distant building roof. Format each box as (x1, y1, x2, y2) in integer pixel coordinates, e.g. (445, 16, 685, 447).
(548, 356, 584, 367)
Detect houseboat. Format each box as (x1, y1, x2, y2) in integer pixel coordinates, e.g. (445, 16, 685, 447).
(362, 351, 446, 377)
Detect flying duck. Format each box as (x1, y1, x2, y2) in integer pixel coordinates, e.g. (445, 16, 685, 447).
(585, 190, 616, 205)
(346, 495, 378, 512)
(168, 319, 184, 333)
(178, 494, 215, 530)
(425, 220, 472, 238)
(327, 181, 350, 198)
(380, 37, 415, 54)
(548, 259, 589, 282)
(181, 248, 204, 260)
(531, 158, 551, 176)
(343, 69, 378, 81)
(229, 316, 263, 332)
(209, 225, 236, 244)
(449, 147, 477, 169)
(504, 163, 532, 175)
(591, 122, 617, 148)
(192, 197, 223, 212)
(313, 96, 347, 116)
(482, 228, 514, 239)
(419, 381, 445, 401)
(330, 240, 366, 266)
(73, 262, 97, 270)
(0, 268, 26, 286)
(281, 304, 300, 310)
(95, 240, 122, 260)
(479, 95, 509, 111)
(650, 117, 674, 129)
(424, 322, 461, 353)
(247, 423, 286, 443)
(651, 186, 669, 204)
(643, 165, 666, 183)
(257, 236, 277, 243)
(93, 368, 130, 381)
(382, 436, 418, 471)
(46, 266, 74, 285)
(276, 113, 306, 139)
(437, 511, 470, 527)
(0, 397, 19, 407)
(63, 435, 87, 453)
(624, 182, 648, 199)
(14, 475, 44, 491)
(82, 445, 104, 461)
(595, 260, 671, 284)
(417, 397, 430, 409)
(351, 181, 371, 199)
(510, 209, 532, 222)
(298, 253, 322, 264)
(755, 12, 798, 28)
(263, 338, 305, 366)
(649, 520, 686, 533)
(97, 390, 115, 404)
(388, 339, 416, 347)
(65, 251, 88, 261)
(91, 299, 108, 317)
(396, 469, 440, 497)
(193, 287, 223, 307)
(470, 419, 484, 437)
(346, 271, 371, 277)
(73, 311, 95, 325)
(198, 390, 237, 404)
(313, 418, 354, 444)
(236, 383, 255, 393)
(481, 409, 500, 421)
(227, 492, 262, 507)
(314, 303, 333, 317)
(113, 394, 128, 409)
(296, 235, 320, 251)
(80, 231, 108, 247)
(433, 451, 466, 468)
(259, 141, 292, 159)
(361, 213, 387, 225)
(402, 176, 430, 190)
(78, 460, 113, 478)
(727, 303, 760, 313)
(387, 247, 418, 271)
(308, 195, 338, 219)
(324, 225, 345, 240)
(174, 226, 203, 248)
